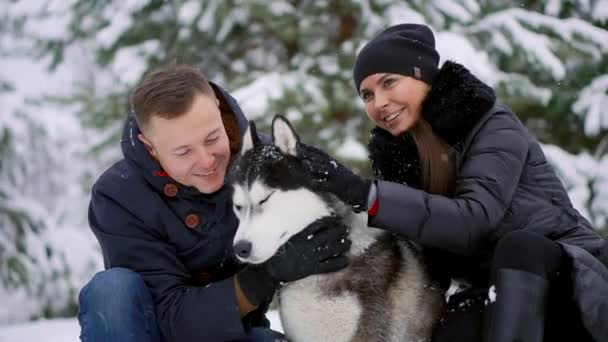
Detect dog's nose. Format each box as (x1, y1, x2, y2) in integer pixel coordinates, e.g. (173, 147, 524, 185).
(233, 240, 252, 258)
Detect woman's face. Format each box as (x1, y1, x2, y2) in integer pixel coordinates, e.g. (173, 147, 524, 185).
(359, 73, 430, 136)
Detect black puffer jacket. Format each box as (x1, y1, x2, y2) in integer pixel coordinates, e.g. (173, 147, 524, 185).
(367, 61, 608, 341)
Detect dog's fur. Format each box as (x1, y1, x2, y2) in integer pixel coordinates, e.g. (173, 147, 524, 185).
(230, 116, 443, 342)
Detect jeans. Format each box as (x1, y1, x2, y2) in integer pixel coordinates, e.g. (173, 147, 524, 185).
(78, 268, 286, 342)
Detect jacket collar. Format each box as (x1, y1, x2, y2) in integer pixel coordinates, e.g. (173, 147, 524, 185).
(421, 61, 496, 146)
(368, 61, 496, 186)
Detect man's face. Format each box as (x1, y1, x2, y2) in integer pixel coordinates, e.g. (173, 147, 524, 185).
(138, 93, 231, 194)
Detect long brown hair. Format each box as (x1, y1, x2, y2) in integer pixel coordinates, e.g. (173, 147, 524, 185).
(410, 119, 456, 195)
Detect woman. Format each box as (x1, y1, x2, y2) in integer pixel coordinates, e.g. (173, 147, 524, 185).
(301, 23, 608, 342)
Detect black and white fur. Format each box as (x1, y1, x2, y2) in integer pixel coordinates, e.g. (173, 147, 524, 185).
(231, 116, 443, 342)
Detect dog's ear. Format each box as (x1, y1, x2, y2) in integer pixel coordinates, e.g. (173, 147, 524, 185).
(272, 115, 299, 156)
(241, 121, 261, 155)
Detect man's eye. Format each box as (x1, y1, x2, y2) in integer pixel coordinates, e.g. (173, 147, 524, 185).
(205, 137, 219, 145)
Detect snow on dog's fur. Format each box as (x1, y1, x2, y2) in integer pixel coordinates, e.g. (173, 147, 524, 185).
(230, 115, 443, 342)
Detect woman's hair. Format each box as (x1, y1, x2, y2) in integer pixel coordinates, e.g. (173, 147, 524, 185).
(410, 119, 456, 195)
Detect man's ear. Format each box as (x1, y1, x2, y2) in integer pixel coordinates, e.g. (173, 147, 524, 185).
(138, 134, 157, 158)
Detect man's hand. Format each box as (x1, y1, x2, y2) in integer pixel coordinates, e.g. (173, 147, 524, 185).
(236, 216, 351, 306)
(298, 143, 372, 212)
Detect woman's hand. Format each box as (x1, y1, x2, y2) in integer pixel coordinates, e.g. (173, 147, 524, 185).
(298, 143, 372, 213)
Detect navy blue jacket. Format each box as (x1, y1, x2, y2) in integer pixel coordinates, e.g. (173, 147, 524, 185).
(88, 85, 268, 341)
(368, 61, 608, 341)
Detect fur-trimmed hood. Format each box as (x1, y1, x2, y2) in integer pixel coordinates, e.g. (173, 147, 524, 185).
(368, 61, 496, 187)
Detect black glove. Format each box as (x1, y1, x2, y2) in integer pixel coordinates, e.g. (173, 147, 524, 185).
(237, 216, 351, 306)
(298, 143, 372, 212)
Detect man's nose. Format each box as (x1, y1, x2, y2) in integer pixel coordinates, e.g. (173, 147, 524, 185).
(195, 147, 215, 169)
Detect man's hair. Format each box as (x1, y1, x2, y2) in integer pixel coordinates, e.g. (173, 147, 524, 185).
(130, 64, 215, 131)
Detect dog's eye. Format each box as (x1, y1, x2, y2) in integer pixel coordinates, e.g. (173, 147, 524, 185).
(259, 192, 275, 206)
(234, 204, 242, 211)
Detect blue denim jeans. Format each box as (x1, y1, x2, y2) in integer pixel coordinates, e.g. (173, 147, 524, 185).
(78, 268, 286, 342)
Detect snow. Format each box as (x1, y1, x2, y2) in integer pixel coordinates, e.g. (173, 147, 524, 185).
(544, 0, 562, 16)
(546, 0, 608, 21)
(479, 12, 565, 79)
(231, 72, 325, 120)
(472, 8, 608, 79)
(111, 40, 160, 85)
(96, 5, 132, 48)
(318, 56, 340, 75)
(177, 1, 202, 25)
(0, 311, 284, 341)
(12, 1, 72, 40)
(232, 73, 291, 119)
(0, 4, 106, 324)
(0, 46, 104, 320)
(572, 75, 608, 136)
(434, 0, 473, 23)
(0, 318, 81, 342)
(444, 278, 472, 303)
(435, 32, 502, 85)
(335, 137, 368, 161)
(592, 0, 608, 21)
(1, 0, 607, 334)
(541, 143, 608, 226)
(198, 0, 220, 32)
(384, 4, 426, 28)
(488, 285, 497, 303)
(269, 2, 294, 15)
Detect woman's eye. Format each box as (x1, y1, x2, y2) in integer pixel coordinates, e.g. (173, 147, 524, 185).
(176, 150, 190, 156)
(361, 91, 373, 102)
(383, 78, 395, 87)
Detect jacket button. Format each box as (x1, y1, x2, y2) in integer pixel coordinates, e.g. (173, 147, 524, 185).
(163, 183, 178, 197)
(185, 213, 200, 229)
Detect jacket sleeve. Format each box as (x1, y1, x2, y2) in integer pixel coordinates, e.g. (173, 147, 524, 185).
(89, 186, 249, 342)
(368, 111, 529, 256)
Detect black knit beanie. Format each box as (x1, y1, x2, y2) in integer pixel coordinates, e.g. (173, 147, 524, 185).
(353, 23, 440, 93)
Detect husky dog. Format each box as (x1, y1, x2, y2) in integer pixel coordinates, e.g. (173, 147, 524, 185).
(230, 115, 443, 342)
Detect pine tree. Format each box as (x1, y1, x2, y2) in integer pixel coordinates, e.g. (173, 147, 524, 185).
(0, 2, 100, 323)
(2, 0, 607, 322)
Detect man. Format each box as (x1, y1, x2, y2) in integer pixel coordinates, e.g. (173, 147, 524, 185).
(78, 64, 351, 342)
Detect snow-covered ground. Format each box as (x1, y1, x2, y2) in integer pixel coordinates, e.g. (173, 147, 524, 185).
(0, 311, 284, 341)
(1, 1, 607, 339)
(0, 318, 80, 342)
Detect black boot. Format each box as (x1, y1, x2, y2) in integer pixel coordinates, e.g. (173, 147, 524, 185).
(483, 268, 549, 342)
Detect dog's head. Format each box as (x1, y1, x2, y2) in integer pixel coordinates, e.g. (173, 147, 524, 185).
(230, 115, 333, 264)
